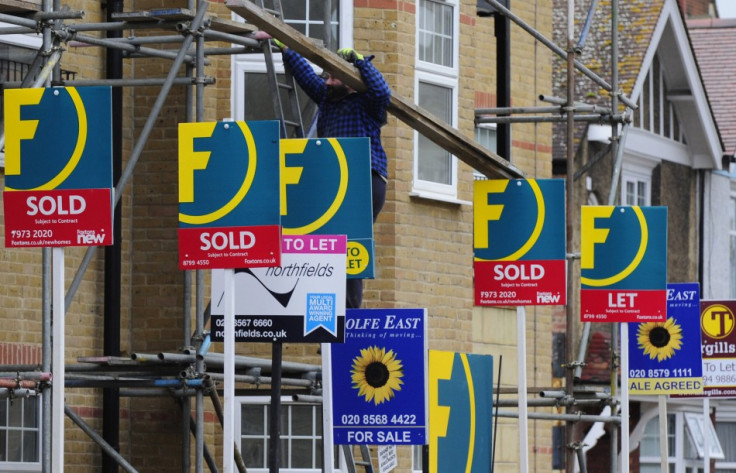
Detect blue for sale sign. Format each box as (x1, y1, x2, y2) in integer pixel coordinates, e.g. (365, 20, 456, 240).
(329, 308, 427, 445)
(628, 282, 703, 395)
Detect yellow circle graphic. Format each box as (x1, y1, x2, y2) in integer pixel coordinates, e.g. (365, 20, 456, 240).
(282, 138, 349, 235)
(179, 121, 257, 225)
(476, 179, 545, 262)
(346, 241, 369, 276)
(581, 206, 648, 287)
(15, 87, 88, 191)
(701, 304, 735, 340)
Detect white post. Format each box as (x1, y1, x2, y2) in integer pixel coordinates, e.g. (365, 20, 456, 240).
(620, 324, 630, 473)
(658, 395, 668, 473)
(223, 268, 235, 473)
(52, 247, 65, 473)
(704, 398, 710, 473)
(517, 306, 529, 473)
(321, 343, 335, 470)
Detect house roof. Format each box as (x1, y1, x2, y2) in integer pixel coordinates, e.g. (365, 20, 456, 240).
(688, 18, 736, 157)
(552, 0, 722, 169)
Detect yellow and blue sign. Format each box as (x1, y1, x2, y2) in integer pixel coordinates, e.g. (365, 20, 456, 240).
(429, 350, 493, 473)
(580, 206, 667, 322)
(3, 86, 113, 247)
(628, 283, 703, 395)
(330, 308, 427, 445)
(280, 138, 374, 279)
(473, 179, 566, 306)
(177, 120, 281, 269)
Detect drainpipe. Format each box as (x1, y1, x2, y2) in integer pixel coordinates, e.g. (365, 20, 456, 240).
(495, 0, 511, 160)
(102, 0, 124, 472)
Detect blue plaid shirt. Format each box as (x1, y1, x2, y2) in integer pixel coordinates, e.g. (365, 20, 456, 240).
(282, 48, 391, 178)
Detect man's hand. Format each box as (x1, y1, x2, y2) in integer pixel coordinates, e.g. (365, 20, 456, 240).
(251, 31, 285, 49)
(337, 48, 364, 63)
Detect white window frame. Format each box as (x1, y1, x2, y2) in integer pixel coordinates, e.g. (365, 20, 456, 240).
(714, 409, 736, 472)
(235, 395, 337, 473)
(634, 405, 724, 473)
(621, 156, 656, 206)
(473, 123, 497, 181)
(230, 3, 353, 122)
(0, 394, 42, 472)
(0, 22, 43, 168)
(412, 73, 459, 199)
(416, 0, 459, 77)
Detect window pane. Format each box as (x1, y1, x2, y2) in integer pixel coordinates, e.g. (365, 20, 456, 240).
(24, 398, 38, 427)
(243, 438, 266, 468)
(291, 405, 312, 435)
(626, 181, 635, 206)
(22, 430, 38, 462)
(242, 405, 265, 435)
(8, 402, 22, 427)
(637, 181, 647, 205)
(0, 430, 5, 461)
(279, 438, 288, 467)
(418, 0, 453, 67)
(291, 439, 313, 467)
(418, 82, 452, 184)
(281, 0, 306, 21)
(0, 400, 6, 427)
(8, 430, 22, 462)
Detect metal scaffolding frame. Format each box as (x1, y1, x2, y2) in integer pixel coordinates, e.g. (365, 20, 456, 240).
(0, 1, 634, 473)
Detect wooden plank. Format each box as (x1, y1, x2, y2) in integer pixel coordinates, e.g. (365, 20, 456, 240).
(225, 0, 524, 180)
(209, 16, 258, 35)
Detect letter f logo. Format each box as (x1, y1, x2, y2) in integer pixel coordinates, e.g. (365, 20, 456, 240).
(4, 88, 44, 176)
(581, 206, 614, 269)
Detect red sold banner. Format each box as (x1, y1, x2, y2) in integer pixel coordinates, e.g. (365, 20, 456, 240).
(4, 189, 113, 247)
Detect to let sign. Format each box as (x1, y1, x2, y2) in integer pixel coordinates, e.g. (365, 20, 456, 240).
(3, 86, 113, 247)
(580, 206, 667, 323)
(699, 300, 736, 398)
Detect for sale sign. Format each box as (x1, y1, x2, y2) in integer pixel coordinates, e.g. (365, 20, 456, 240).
(329, 308, 428, 445)
(627, 283, 703, 396)
(178, 120, 281, 269)
(473, 179, 566, 306)
(3, 86, 113, 247)
(580, 206, 667, 322)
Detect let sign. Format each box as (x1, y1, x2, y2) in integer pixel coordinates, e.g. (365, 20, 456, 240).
(580, 206, 667, 322)
(3, 87, 113, 247)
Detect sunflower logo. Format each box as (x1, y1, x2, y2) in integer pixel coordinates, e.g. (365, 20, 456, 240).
(350, 346, 404, 405)
(637, 318, 684, 361)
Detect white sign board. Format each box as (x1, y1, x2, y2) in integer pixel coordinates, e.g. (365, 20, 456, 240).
(211, 234, 346, 342)
(378, 445, 398, 473)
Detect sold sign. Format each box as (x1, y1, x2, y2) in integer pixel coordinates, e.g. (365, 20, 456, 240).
(580, 206, 667, 322)
(473, 179, 566, 306)
(177, 120, 281, 270)
(3, 86, 113, 248)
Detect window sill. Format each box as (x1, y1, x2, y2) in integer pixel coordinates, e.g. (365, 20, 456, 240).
(409, 191, 471, 206)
